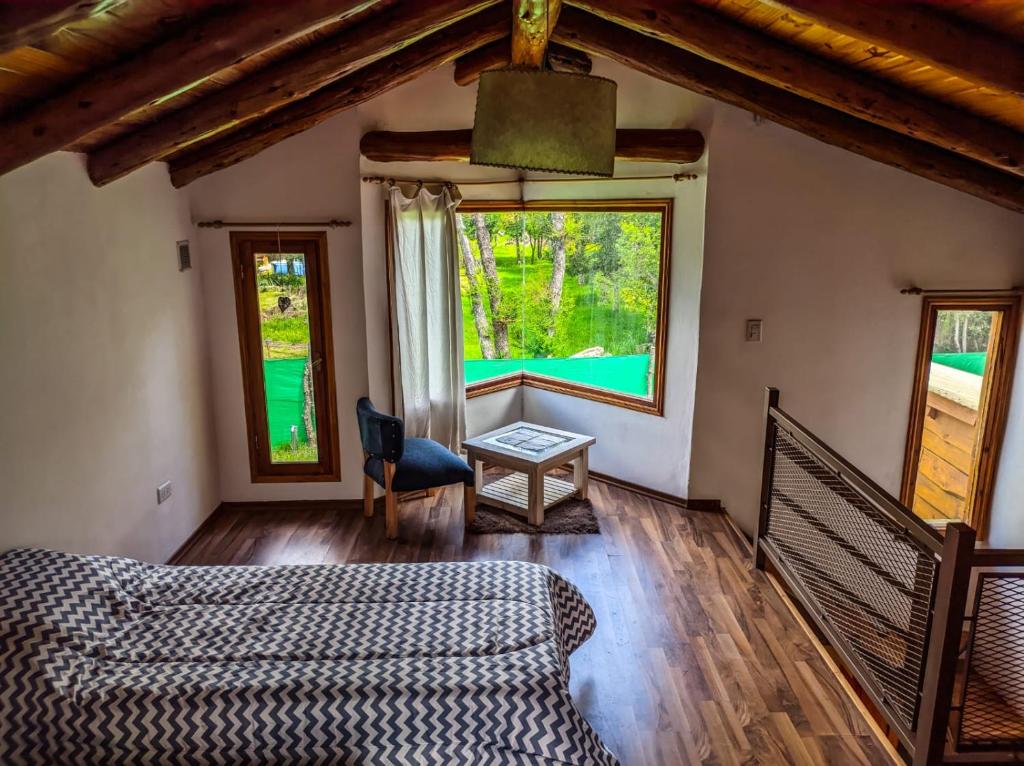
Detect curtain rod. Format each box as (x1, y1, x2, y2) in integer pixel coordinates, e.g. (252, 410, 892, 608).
(195, 219, 352, 229)
(900, 287, 1022, 295)
(361, 173, 698, 187)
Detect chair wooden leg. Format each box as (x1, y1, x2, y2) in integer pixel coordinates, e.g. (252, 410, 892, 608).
(463, 483, 476, 527)
(363, 472, 374, 518)
(384, 461, 398, 539)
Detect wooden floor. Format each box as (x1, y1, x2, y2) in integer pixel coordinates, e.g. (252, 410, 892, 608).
(174, 477, 895, 766)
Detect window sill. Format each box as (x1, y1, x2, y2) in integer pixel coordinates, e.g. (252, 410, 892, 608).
(466, 372, 663, 416)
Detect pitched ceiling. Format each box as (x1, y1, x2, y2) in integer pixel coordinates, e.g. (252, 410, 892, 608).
(0, 0, 1020, 211)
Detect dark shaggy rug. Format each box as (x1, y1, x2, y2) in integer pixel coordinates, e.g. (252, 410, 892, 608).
(467, 497, 600, 535)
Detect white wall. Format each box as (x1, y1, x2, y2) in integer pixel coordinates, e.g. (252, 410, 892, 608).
(356, 63, 711, 496)
(689, 105, 1024, 537)
(989, 348, 1024, 547)
(0, 154, 218, 562)
(189, 113, 369, 502)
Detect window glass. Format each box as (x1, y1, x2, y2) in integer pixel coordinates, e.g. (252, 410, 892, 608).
(457, 203, 669, 406)
(254, 252, 318, 464)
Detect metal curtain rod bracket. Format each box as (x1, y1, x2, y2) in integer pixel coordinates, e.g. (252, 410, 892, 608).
(195, 219, 352, 229)
(900, 286, 1022, 295)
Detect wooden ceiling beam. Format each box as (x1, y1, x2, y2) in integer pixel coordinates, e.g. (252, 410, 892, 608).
(360, 128, 704, 163)
(565, 0, 1023, 178)
(0, 0, 378, 177)
(0, 0, 115, 53)
(454, 38, 591, 85)
(511, 0, 562, 67)
(87, 0, 497, 186)
(167, 8, 507, 187)
(553, 8, 1024, 214)
(762, 0, 1024, 96)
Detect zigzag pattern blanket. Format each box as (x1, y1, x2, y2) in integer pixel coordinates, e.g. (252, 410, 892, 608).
(0, 548, 617, 765)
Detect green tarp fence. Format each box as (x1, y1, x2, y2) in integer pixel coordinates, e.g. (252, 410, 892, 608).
(267, 354, 651, 447)
(263, 358, 313, 448)
(465, 354, 651, 396)
(932, 352, 986, 376)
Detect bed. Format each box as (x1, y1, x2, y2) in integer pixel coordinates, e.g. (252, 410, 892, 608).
(0, 548, 617, 765)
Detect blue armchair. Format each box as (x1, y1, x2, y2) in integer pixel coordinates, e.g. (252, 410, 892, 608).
(356, 398, 476, 539)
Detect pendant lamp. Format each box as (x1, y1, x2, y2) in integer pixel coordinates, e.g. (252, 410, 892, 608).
(471, 68, 617, 176)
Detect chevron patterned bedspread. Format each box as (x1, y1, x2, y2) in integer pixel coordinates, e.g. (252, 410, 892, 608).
(0, 548, 618, 765)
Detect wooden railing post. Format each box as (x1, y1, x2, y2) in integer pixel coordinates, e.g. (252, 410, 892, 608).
(913, 521, 976, 765)
(754, 387, 780, 570)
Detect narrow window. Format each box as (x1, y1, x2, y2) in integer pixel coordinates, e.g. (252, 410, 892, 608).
(902, 294, 1020, 536)
(455, 200, 672, 415)
(230, 232, 340, 482)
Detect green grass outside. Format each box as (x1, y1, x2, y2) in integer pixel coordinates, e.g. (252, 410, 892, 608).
(459, 242, 649, 362)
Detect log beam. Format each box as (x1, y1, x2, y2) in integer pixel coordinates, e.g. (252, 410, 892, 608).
(0, 0, 116, 53)
(167, 8, 507, 187)
(511, 0, 562, 67)
(763, 0, 1024, 96)
(0, 0, 377, 177)
(565, 0, 1023, 177)
(360, 128, 705, 163)
(454, 38, 591, 85)
(87, 0, 497, 186)
(554, 8, 1024, 213)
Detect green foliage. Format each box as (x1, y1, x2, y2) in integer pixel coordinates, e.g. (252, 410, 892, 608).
(271, 442, 319, 463)
(457, 210, 662, 363)
(933, 310, 993, 354)
(258, 273, 305, 290)
(257, 272, 311, 359)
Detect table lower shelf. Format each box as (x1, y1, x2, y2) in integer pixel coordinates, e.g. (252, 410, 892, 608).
(478, 472, 578, 518)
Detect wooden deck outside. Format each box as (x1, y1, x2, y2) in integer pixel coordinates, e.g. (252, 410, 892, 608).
(174, 476, 896, 765)
(912, 363, 981, 522)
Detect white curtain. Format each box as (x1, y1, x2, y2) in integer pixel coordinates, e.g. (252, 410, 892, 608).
(387, 182, 466, 451)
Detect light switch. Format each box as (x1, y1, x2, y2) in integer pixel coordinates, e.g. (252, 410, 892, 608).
(745, 319, 763, 343)
(157, 481, 173, 504)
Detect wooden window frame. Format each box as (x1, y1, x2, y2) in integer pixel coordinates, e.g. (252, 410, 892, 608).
(900, 293, 1020, 538)
(454, 199, 674, 416)
(230, 231, 340, 483)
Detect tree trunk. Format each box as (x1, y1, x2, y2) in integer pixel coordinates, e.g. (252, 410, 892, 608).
(302, 355, 317, 450)
(548, 212, 567, 335)
(472, 213, 510, 358)
(455, 215, 495, 359)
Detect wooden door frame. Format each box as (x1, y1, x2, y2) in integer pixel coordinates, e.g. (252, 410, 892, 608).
(230, 231, 340, 482)
(900, 293, 1020, 538)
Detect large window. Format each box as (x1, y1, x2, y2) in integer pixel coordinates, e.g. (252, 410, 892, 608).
(230, 231, 340, 482)
(457, 200, 672, 414)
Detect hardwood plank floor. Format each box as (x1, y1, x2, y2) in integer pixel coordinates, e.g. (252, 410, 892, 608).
(174, 477, 896, 766)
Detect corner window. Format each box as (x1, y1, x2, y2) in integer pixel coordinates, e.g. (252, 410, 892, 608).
(230, 232, 340, 482)
(456, 200, 672, 414)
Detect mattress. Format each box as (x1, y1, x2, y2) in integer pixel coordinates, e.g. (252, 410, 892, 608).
(0, 548, 617, 765)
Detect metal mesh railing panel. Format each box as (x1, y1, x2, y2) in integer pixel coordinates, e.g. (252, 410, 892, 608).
(765, 426, 938, 730)
(958, 574, 1024, 751)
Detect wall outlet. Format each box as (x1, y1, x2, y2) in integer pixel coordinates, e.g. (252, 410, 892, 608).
(157, 481, 173, 505)
(745, 319, 763, 343)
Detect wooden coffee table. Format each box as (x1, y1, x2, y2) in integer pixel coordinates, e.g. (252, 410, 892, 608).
(462, 422, 595, 527)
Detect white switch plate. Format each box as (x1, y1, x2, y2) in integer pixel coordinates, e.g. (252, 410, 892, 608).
(745, 319, 763, 343)
(157, 481, 172, 504)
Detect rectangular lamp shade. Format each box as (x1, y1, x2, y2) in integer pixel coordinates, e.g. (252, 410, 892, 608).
(471, 69, 617, 176)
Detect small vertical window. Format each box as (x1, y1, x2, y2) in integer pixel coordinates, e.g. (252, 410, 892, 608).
(230, 232, 339, 482)
(902, 294, 1020, 536)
